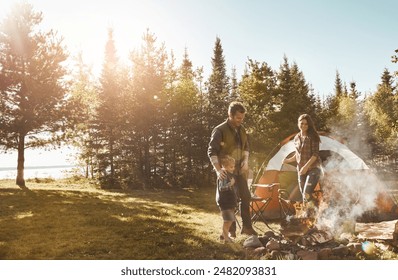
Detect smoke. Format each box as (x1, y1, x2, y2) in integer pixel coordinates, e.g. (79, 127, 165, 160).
(315, 124, 391, 236)
(316, 169, 383, 235)
(312, 101, 389, 235)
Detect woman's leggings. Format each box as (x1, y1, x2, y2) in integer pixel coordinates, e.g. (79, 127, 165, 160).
(299, 168, 322, 201)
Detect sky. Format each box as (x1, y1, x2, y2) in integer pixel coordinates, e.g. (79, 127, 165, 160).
(0, 0, 398, 169)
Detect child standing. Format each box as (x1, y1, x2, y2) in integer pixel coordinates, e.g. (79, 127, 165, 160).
(216, 156, 238, 243)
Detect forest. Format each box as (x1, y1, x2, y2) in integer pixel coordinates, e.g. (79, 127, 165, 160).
(1, 2, 397, 189)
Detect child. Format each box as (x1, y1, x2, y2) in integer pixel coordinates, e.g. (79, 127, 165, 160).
(216, 156, 238, 243)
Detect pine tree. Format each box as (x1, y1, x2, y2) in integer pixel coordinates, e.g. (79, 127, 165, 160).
(230, 66, 239, 101)
(349, 81, 360, 99)
(239, 58, 277, 154)
(206, 36, 230, 130)
(128, 29, 168, 188)
(69, 52, 99, 179)
(364, 68, 397, 155)
(0, 3, 71, 187)
(93, 28, 123, 187)
(275, 57, 317, 138)
(334, 71, 344, 98)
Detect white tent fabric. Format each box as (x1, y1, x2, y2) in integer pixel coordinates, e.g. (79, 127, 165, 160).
(266, 135, 369, 171)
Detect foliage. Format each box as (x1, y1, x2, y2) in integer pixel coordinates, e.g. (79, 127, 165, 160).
(206, 37, 230, 131)
(69, 52, 99, 179)
(2, 3, 398, 188)
(239, 59, 277, 156)
(0, 3, 73, 187)
(239, 56, 318, 163)
(364, 69, 397, 156)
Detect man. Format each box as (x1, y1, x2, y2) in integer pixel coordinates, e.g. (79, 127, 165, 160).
(208, 101, 257, 236)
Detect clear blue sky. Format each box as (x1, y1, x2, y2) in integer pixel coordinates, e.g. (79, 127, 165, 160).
(1, 0, 397, 168)
(1, 0, 397, 96)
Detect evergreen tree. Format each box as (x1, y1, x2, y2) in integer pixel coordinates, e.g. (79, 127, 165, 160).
(168, 49, 203, 185)
(230, 66, 239, 101)
(128, 29, 168, 188)
(69, 52, 99, 179)
(274, 57, 317, 139)
(324, 70, 345, 129)
(334, 71, 344, 98)
(380, 68, 395, 90)
(349, 81, 360, 99)
(364, 68, 397, 155)
(0, 3, 71, 187)
(392, 48, 398, 76)
(206, 36, 230, 129)
(238, 59, 277, 156)
(92, 28, 124, 187)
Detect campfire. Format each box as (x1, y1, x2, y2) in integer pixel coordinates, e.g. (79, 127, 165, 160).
(245, 199, 398, 260)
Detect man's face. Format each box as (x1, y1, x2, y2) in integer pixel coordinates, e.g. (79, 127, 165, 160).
(229, 111, 245, 128)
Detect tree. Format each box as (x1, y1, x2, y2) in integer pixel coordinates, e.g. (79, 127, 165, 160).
(391, 48, 398, 77)
(167, 49, 203, 185)
(349, 81, 360, 99)
(323, 70, 347, 131)
(0, 3, 71, 187)
(127, 29, 168, 187)
(206, 36, 230, 130)
(230, 66, 239, 101)
(69, 52, 99, 178)
(239, 58, 277, 155)
(364, 68, 397, 155)
(90, 28, 126, 188)
(274, 57, 317, 139)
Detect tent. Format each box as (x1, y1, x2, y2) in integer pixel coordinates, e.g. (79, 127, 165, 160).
(251, 134, 398, 222)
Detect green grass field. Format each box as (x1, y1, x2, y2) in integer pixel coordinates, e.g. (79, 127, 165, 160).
(0, 178, 258, 260)
(0, 178, 397, 260)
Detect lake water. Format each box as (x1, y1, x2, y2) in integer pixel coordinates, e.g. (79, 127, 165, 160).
(0, 165, 76, 179)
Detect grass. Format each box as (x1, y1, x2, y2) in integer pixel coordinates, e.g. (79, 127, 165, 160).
(0, 178, 397, 260)
(0, 178, 259, 260)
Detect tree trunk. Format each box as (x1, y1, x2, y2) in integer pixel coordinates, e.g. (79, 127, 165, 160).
(16, 134, 26, 188)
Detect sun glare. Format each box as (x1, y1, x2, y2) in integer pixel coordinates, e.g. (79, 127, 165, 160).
(0, 1, 183, 77)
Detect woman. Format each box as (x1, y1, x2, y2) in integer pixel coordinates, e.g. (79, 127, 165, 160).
(283, 114, 322, 204)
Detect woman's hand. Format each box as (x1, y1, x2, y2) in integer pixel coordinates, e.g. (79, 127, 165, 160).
(299, 166, 309, 175)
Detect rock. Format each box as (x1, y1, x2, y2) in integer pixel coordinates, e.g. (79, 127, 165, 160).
(243, 235, 263, 248)
(263, 231, 277, 239)
(332, 244, 349, 257)
(347, 242, 362, 255)
(297, 250, 318, 260)
(270, 250, 280, 259)
(253, 246, 267, 256)
(266, 240, 280, 251)
(318, 247, 332, 260)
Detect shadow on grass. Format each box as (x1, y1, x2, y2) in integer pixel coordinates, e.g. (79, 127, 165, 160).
(0, 186, 245, 260)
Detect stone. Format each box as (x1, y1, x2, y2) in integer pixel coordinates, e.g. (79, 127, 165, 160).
(297, 250, 318, 260)
(332, 244, 349, 257)
(266, 240, 280, 251)
(253, 247, 267, 256)
(318, 247, 332, 260)
(347, 242, 363, 255)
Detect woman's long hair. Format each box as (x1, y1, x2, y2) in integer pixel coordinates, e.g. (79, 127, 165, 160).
(298, 114, 320, 142)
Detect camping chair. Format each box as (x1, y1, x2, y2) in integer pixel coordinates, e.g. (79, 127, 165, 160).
(249, 183, 279, 230)
(233, 183, 277, 231)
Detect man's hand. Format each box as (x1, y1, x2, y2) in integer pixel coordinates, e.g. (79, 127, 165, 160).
(241, 159, 249, 173)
